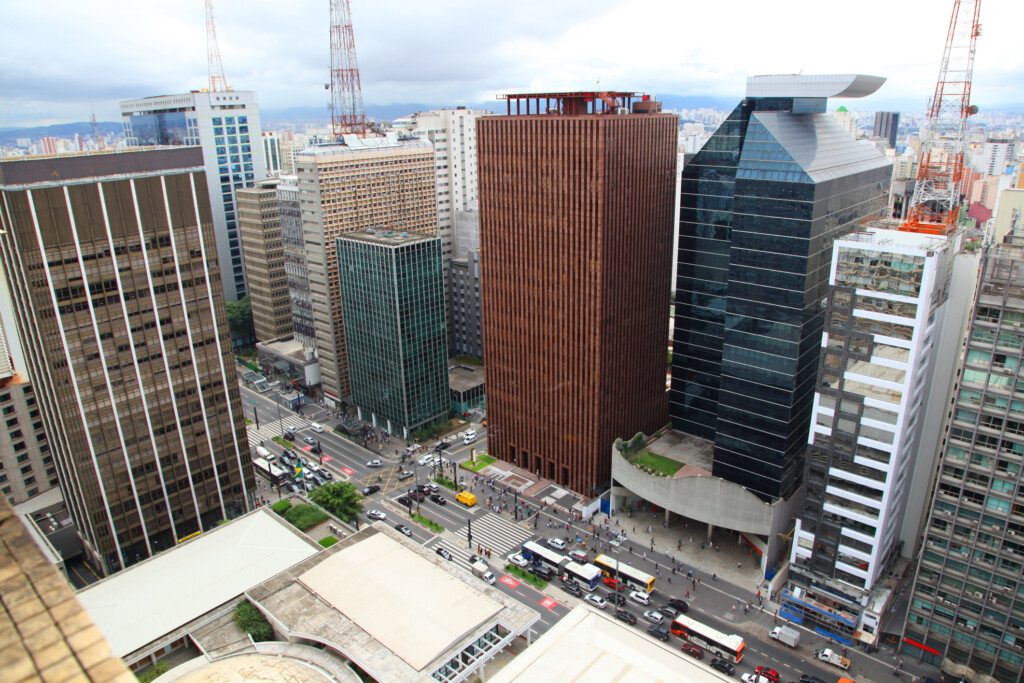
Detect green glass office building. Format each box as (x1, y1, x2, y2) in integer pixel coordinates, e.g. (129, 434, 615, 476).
(337, 231, 448, 438)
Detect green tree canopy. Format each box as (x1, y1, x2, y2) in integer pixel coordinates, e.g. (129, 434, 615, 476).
(225, 296, 255, 340)
(308, 481, 364, 523)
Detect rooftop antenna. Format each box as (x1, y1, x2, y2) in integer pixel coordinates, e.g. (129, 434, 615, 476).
(329, 0, 367, 138)
(205, 0, 231, 92)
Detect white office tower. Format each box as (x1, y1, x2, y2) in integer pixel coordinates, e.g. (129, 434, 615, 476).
(262, 131, 282, 176)
(397, 108, 487, 270)
(119, 91, 267, 300)
(793, 228, 958, 594)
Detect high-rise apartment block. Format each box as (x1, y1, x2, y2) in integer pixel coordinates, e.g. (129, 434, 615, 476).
(337, 232, 448, 437)
(120, 91, 267, 301)
(278, 175, 317, 347)
(784, 228, 955, 644)
(902, 235, 1024, 683)
(297, 134, 436, 405)
(449, 250, 483, 360)
(671, 75, 892, 503)
(262, 131, 282, 176)
(0, 376, 57, 506)
(238, 178, 293, 341)
(873, 111, 900, 149)
(479, 92, 676, 495)
(0, 149, 253, 575)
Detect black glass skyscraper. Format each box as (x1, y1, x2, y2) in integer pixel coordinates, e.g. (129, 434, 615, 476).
(670, 75, 892, 502)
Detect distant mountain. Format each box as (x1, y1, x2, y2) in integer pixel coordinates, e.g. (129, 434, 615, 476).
(0, 122, 122, 146)
(261, 102, 504, 127)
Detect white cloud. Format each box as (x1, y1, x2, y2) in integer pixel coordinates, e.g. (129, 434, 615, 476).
(0, 0, 1019, 127)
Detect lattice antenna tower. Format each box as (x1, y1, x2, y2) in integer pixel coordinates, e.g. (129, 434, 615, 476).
(901, 0, 981, 235)
(329, 0, 367, 137)
(205, 0, 231, 92)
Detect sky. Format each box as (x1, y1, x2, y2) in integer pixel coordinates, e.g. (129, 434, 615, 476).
(1, 0, 1021, 128)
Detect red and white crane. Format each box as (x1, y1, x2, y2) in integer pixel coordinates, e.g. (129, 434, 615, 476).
(901, 0, 982, 236)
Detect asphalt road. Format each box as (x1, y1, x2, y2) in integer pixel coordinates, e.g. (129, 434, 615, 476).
(240, 381, 911, 678)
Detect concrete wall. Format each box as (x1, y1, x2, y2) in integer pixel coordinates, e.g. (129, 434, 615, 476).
(610, 448, 775, 536)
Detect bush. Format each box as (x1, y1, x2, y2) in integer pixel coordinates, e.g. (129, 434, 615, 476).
(272, 435, 294, 448)
(433, 475, 458, 491)
(319, 535, 338, 548)
(271, 500, 292, 516)
(411, 512, 444, 533)
(233, 600, 273, 641)
(284, 503, 328, 531)
(308, 482, 364, 523)
(506, 564, 547, 589)
(135, 660, 169, 683)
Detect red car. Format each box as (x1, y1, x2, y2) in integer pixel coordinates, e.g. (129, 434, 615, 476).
(680, 643, 703, 659)
(755, 666, 780, 683)
(603, 576, 625, 591)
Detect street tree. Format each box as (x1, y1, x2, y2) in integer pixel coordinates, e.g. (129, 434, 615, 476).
(308, 481, 363, 523)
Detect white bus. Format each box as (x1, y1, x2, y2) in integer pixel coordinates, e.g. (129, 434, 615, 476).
(562, 560, 601, 591)
(671, 614, 746, 663)
(253, 457, 287, 486)
(521, 540, 566, 572)
(592, 554, 656, 593)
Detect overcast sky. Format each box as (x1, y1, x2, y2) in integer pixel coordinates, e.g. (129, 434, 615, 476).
(1, 0, 1020, 127)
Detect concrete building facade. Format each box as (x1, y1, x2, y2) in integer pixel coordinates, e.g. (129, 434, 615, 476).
(337, 231, 448, 438)
(0, 374, 57, 506)
(901, 235, 1024, 683)
(237, 178, 293, 341)
(297, 134, 436, 404)
(120, 91, 267, 301)
(277, 175, 316, 347)
(873, 111, 900, 149)
(0, 148, 253, 575)
(479, 92, 677, 495)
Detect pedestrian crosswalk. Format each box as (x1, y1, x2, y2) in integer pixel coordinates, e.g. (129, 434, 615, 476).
(429, 513, 533, 571)
(245, 415, 315, 449)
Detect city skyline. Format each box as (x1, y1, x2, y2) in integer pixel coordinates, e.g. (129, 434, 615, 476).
(3, 0, 1024, 128)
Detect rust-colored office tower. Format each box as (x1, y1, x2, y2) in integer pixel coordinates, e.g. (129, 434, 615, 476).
(479, 92, 677, 496)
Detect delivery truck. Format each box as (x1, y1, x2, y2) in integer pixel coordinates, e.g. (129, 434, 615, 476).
(472, 560, 496, 585)
(814, 648, 851, 671)
(768, 625, 800, 648)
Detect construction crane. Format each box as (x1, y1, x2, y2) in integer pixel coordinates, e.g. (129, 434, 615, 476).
(900, 0, 981, 236)
(329, 0, 367, 138)
(205, 0, 231, 92)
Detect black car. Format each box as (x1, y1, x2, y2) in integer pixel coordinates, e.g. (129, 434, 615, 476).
(561, 581, 582, 597)
(656, 607, 680, 620)
(396, 495, 412, 507)
(647, 622, 670, 641)
(361, 485, 380, 496)
(799, 676, 825, 683)
(614, 609, 638, 625)
(319, 468, 333, 480)
(408, 490, 427, 502)
(607, 592, 627, 606)
(709, 658, 735, 676)
(429, 493, 447, 505)
(533, 566, 553, 581)
(666, 598, 689, 614)
(416, 483, 430, 493)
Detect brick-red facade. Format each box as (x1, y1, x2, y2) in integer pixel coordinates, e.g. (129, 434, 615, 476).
(479, 111, 677, 496)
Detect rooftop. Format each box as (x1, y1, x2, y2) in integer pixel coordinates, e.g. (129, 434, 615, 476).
(745, 74, 886, 99)
(77, 510, 319, 659)
(492, 605, 731, 682)
(645, 430, 714, 475)
(449, 364, 485, 393)
(494, 91, 663, 116)
(248, 525, 538, 682)
(0, 147, 204, 187)
(339, 229, 438, 248)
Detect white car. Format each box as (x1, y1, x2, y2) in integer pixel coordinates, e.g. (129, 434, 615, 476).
(310, 422, 324, 433)
(417, 454, 435, 466)
(642, 610, 663, 623)
(506, 553, 529, 568)
(584, 594, 607, 609)
(546, 537, 566, 550)
(741, 675, 771, 683)
(629, 590, 651, 606)
(366, 459, 382, 468)
(367, 509, 386, 521)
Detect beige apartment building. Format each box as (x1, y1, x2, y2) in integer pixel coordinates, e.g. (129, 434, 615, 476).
(0, 147, 253, 576)
(238, 178, 293, 341)
(296, 133, 436, 404)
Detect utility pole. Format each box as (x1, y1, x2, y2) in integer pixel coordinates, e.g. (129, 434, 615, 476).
(251, 401, 260, 430)
(467, 517, 473, 550)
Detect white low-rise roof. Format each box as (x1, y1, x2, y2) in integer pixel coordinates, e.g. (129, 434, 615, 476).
(78, 510, 318, 657)
(492, 605, 733, 683)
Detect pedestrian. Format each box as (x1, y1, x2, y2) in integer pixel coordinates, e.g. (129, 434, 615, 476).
(737, 561, 742, 570)
(712, 573, 716, 581)
(685, 590, 690, 599)
(731, 605, 736, 613)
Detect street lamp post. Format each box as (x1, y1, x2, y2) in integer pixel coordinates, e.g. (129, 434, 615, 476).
(467, 517, 473, 550)
(277, 399, 284, 438)
(251, 400, 260, 429)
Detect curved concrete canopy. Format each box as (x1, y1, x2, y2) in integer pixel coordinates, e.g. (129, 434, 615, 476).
(745, 74, 886, 99)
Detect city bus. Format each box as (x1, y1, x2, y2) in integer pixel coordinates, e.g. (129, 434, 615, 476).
(670, 614, 746, 663)
(561, 560, 601, 591)
(592, 554, 656, 593)
(253, 457, 286, 486)
(521, 540, 566, 572)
